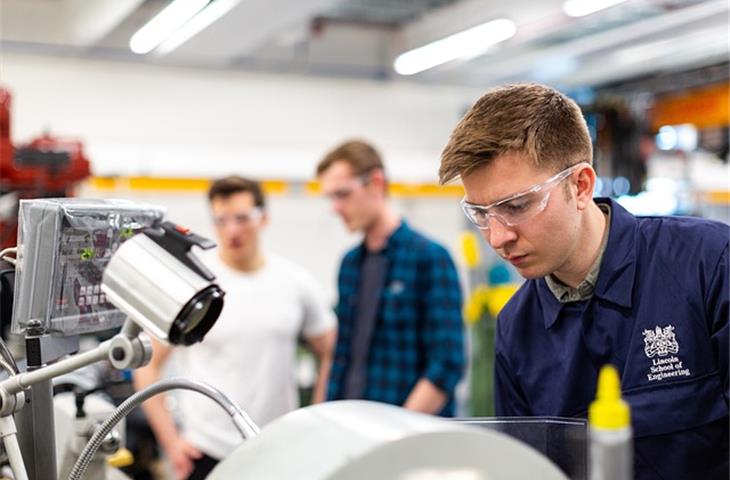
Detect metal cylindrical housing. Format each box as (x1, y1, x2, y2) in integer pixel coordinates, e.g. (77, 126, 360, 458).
(102, 234, 214, 343)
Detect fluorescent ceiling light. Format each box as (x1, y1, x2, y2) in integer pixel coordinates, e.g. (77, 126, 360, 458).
(394, 18, 516, 76)
(129, 0, 211, 55)
(156, 0, 241, 55)
(563, 0, 629, 18)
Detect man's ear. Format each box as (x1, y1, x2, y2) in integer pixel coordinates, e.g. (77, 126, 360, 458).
(574, 165, 596, 210)
(369, 168, 387, 192)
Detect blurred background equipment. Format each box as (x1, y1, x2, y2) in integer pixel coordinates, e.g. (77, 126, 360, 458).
(0, 88, 91, 250)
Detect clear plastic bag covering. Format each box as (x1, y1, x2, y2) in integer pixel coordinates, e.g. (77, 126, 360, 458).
(451, 416, 588, 480)
(12, 198, 166, 335)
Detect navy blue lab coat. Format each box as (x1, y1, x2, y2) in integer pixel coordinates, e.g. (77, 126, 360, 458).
(495, 198, 729, 479)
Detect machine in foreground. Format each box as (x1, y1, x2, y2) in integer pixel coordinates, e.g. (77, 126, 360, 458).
(210, 400, 569, 480)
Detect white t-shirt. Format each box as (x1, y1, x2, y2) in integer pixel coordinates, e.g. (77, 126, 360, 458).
(172, 252, 335, 459)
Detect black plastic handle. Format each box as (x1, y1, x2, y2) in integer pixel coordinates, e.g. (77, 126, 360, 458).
(142, 222, 217, 281)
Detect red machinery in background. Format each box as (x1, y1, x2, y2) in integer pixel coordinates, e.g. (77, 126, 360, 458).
(0, 87, 92, 248)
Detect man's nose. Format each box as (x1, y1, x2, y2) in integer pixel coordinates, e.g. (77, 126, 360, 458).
(484, 217, 517, 250)
(222, 221, 242, 235)
(331, 199, 345, 215)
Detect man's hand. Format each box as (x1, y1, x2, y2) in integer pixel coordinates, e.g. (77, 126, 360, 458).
(404, 379, 447, 414)
(163, 435, 203, 480)
(308, 328, 336, 404)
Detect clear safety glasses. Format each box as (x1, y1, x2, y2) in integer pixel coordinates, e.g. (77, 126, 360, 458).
(213, 207, 264, 227)
(460, 163, 585, 230)
(323, 173, 372, 202)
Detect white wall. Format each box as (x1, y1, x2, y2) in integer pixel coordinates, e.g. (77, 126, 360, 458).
(1, 52, 483, 182)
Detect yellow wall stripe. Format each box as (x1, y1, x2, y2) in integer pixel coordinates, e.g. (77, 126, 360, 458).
(88, 177, 725, 204)
(88, 177, 464, 198)
(128, 177, 210, 191)
(704, 190, 730, 205)
(389, 183, 464, 197)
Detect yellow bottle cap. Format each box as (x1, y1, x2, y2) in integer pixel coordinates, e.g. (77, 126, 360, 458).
(588, 364, 631, 430)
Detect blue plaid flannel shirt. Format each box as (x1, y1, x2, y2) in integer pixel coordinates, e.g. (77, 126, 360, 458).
(327, 221, 465, 415)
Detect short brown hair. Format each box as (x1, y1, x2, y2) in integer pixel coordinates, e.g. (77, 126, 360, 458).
(208, 175, 265, 208)
(439, 83, 592, 184)
(316, 140, 385, 177)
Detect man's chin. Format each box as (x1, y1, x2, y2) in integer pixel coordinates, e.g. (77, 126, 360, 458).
(514, 265, 548, 280)
(226, 245, 245, 254)
(520, 272, 543, 280)
(343, 220, 360, 233)
(222, 246, 249, 259)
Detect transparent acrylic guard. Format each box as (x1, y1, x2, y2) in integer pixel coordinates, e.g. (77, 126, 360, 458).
(12, 198, 166, 336)
(451, 416, 588, 480)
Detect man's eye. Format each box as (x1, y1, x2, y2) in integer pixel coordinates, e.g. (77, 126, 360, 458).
(502, 201, 530, 214)
(471, 209, 488, 221)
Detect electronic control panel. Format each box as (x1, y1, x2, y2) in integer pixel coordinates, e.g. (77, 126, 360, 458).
(12, 198, 166, 335)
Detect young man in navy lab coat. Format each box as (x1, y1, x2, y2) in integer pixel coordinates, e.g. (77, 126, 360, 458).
(439, 83, 728, 479)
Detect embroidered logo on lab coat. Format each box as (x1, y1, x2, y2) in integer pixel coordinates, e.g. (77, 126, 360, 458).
(643, 325, 679, 358)
(643, 325, 691, 382)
